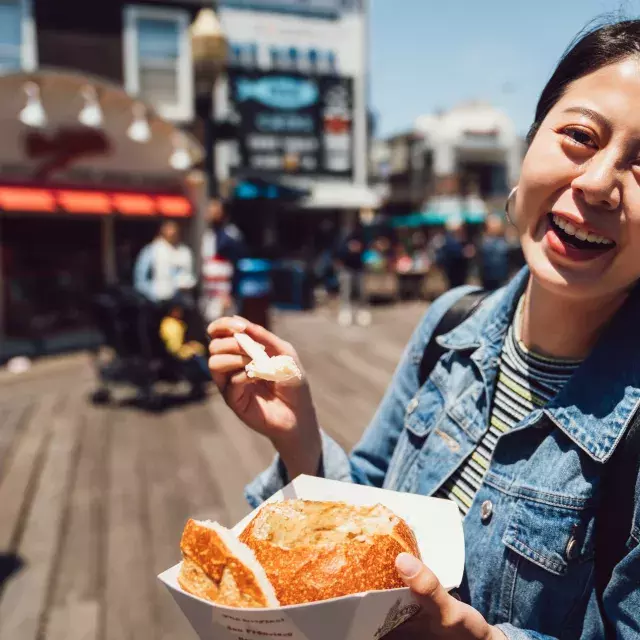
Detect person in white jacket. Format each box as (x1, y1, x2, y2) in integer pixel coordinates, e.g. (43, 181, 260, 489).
(134, 221, 196, 304)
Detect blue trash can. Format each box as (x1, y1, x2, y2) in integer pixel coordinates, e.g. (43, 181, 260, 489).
(236, 258, 272, 329)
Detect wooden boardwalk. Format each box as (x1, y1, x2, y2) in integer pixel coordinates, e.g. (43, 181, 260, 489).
(0, 302, 426, 640)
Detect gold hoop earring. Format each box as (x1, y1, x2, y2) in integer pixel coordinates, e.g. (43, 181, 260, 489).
(505, 186, 518, 226)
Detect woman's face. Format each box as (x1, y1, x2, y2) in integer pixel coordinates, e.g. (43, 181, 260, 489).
(517, 57, 640, 301)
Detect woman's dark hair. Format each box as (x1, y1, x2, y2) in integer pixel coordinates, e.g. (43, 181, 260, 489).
(527, 18, 640, 144)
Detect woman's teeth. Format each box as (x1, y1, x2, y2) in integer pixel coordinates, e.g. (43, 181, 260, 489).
(551, 214, 613, 246)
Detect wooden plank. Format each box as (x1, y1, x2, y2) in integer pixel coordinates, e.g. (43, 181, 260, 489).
(204, 397, 275, 482)
(165, 406, 226, 523)
(103, 409, 157, 640)
(197, 408, 257, 527)
(0, 392, 83, 640)
(45, 599, 99, 640)
(0, 393, 59, 550)
(138, 411, 198, 640)
(45, 405, 110, 640)
(0, 402, 31, 481)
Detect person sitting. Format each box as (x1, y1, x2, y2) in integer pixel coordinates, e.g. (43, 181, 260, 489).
(159, 306, 210, 396)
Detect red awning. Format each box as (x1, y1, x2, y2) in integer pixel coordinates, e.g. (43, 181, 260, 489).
(156, 195, 192, 218)
(58, 190, 112, 215)
(112, 193, 156, 216)
(0, 186, 192, 217)
(0, 187, 56, 212)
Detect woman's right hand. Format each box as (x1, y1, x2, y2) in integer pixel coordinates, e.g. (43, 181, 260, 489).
(208, 316, 322, 478)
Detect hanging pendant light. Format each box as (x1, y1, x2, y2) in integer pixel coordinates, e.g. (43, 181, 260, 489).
(19, 82, 47, 128)
(169, 133, 192, 171)
(127, 102, 151, 143)
(78, 85, 103, 128)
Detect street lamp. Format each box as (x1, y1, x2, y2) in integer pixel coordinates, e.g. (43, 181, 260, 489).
(190, 8, 228, 198)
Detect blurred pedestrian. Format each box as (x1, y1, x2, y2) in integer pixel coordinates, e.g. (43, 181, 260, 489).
(134, 220, 196, 305)
(436, 218, 475, 289)
(505, 224, 526, 277)
(201, 198, 248, 323)
(335, 223, 371, 327)
(479, 214, 510, 291)
(410, 231, 431, 272)
(201, 198, 248, 265)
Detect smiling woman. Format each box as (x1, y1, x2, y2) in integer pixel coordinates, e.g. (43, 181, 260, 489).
(206, 18, 640, 640)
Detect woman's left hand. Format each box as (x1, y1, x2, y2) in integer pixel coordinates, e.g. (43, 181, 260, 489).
(390, 553, 507, 640)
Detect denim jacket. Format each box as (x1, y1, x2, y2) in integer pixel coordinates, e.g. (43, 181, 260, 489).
(246, 268, 640, 639)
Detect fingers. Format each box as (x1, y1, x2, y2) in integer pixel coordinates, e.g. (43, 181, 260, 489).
(209, 336, 244, 356)
(396, 554, 495, 638)
(207, 316, 249, 339)
(396, 554, 459, 626)
(207, 316, 296, 358)
(208, 338, 251, 393)
(244, 322, 296, 358)
(208, 353, 251, 374)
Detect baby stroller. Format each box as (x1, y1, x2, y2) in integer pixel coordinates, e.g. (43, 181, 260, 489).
(90, 286, 208, 410)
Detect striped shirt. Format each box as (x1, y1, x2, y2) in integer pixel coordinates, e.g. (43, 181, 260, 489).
(434, 297, 582, 516)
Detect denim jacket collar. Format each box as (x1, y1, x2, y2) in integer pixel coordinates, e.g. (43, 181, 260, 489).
(437, 267, 640, 463)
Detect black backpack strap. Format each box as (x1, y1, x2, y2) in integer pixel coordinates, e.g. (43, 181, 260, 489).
(418, 289, 490, 386)
(596, 408, 640, 636)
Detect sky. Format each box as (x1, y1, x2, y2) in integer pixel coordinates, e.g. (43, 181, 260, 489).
(369, 0, 640, 138)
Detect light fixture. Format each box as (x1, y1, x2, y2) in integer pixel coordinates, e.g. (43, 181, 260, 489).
(169, 133, 192, 171)
(19, 82, 47, 128)
(78, 85, 103, 128)
(190, 8, 228, 83)
(127, 102, 151, 143)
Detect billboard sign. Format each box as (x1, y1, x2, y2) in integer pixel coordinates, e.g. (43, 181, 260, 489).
(228, 70, 354, 179)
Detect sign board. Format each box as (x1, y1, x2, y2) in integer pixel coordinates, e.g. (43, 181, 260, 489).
(228, 70, 354, 179)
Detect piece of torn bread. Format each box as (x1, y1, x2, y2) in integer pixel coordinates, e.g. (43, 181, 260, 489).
(178, 519, 279, 608)
(238, 500, 420, 606)
(235, 332, 302, 382)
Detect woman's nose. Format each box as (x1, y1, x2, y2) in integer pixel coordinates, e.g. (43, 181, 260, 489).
(571, 153, 621, 211)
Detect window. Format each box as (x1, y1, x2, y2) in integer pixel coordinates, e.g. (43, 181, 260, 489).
(124, 6, 193, 122)
(229, 42, 258, 68)
(0, 0, 37, 73)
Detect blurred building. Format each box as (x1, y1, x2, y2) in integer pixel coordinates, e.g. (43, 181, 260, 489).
(371, 101, 524, 222)
(0, 0, 207, 361)
(215, 0, 376, 260)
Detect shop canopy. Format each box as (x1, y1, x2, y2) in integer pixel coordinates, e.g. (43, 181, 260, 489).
(300, 182, 381, 209)
(391, 195, 488, 228)
(0, 185, 192, 217)
(390, 209, 487, 228)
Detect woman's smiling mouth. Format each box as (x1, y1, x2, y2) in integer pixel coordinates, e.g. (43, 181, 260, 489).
(544, 212, 617, 262)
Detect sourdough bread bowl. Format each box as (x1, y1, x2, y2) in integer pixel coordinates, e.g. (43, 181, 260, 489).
(238, 500, 420, 606)
(178, 500, 420, 608)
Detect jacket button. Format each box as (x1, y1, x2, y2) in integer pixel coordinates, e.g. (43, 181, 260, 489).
(407, 398, 419, 414)
(480, 500, 493, 523)
(566, 536, 580, 561)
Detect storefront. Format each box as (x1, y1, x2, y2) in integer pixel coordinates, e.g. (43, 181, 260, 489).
(414, 102, 522, 209)
(216, 2, 373, 264)
(0, 70, 203, 361)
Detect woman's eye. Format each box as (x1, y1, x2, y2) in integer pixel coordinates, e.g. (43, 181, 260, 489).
(562, 127, 596, 148)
